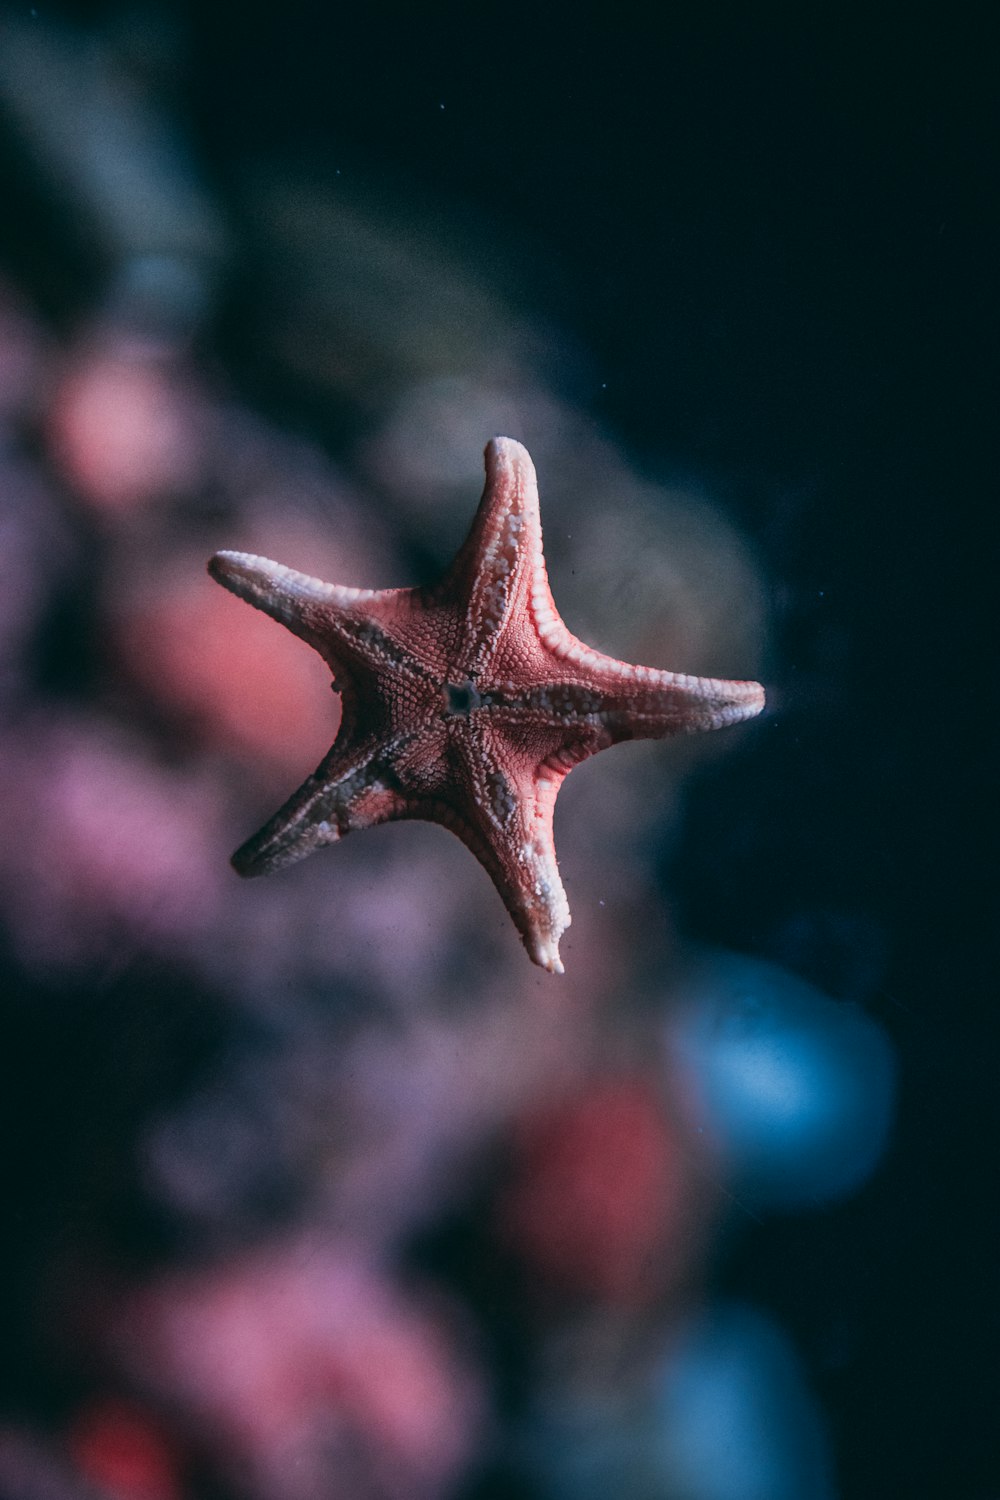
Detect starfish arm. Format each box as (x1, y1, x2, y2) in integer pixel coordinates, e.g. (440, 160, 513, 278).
(208, 551, 379, 648)
(209, 551, 452, 691)
(230, 736, 410, 876)
(581, 659, 764, 739)
(438, 437, 554, 679)
(530, 645, 766, 741)
(444, 724, 571, 974)
(478, 666, 763, 777)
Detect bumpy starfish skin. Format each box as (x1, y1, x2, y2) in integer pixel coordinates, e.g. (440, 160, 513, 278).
(209, 438, 764, 973)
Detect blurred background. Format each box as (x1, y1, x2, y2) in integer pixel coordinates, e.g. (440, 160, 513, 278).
(0, 5, 993, 1499)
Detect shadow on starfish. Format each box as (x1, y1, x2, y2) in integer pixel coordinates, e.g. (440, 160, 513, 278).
(209, 438, 764, 973)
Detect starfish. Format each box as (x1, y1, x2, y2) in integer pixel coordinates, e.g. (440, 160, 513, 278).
(209, 438, 764, 973)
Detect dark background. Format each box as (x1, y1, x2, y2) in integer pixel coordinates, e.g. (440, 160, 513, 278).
(4, 5, 996, 1497)
(196, 14, 995, 1495)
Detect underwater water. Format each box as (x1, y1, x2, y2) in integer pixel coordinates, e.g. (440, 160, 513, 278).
(0, 8, 991, 1500)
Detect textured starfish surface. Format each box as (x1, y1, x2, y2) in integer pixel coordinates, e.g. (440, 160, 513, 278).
(209, 438, 765, 973)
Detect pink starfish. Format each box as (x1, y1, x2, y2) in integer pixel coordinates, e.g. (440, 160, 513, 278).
(209, 438, 764, 973)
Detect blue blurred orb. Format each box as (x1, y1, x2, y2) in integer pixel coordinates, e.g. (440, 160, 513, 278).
(656, 1302, 835, 1500)
(667, 950, 896, 1207)
(519, 1301, 834, 1500)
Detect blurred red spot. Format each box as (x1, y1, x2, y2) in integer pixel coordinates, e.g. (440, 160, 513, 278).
(69, 1399, 181, 1500)
(500, 1074, 686, 1304)
(116, 567, 340, 775)
(50, 347, 202, 515)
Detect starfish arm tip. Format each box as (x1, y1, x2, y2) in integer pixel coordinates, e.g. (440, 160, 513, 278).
(524, 909, 571, 974)
(230, 817, 317, 877)
(230, 819, 333, 877)
(485, 433, 519, 455)
(675, 674, 766, 731)
(230, 842, 265, 878)
(485, 434, 534, 478)
(207, 549, 235, 582)
(206, 549, 273, 600)
(723, 678, 766, 725)
(529, 937, 566, 975)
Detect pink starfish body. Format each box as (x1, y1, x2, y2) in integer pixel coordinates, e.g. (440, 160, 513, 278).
(209, 438, 764, 973)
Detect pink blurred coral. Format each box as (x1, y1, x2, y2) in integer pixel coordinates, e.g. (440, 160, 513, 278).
(50, 343, 204, 515)
(0, 716, 223, 972)
(111, 1244, 484, 1500)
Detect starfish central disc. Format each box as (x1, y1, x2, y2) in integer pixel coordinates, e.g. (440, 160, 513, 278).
(209, 437, 765, 973)
(444, 681, 481, 717)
